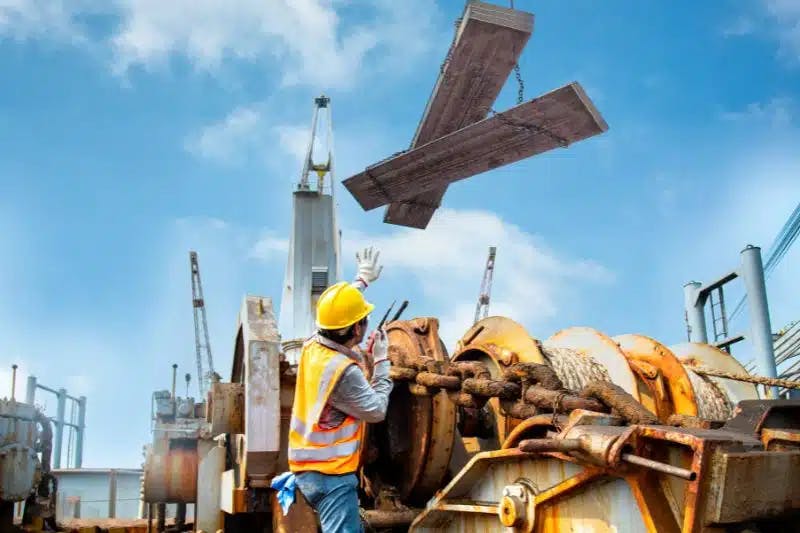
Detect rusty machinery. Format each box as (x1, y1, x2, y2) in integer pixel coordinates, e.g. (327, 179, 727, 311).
(143, 365, 220, 533)
(0, 365, 57, 532)
(198, 300, 800, 532)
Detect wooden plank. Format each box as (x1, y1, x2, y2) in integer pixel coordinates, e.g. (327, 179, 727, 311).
(344, 82, 608, 211)
(384, 1, 534, 229)
(412, 2, 533, 147)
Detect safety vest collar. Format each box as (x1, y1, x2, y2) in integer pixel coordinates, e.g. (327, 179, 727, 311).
(307, 333, 363, 363)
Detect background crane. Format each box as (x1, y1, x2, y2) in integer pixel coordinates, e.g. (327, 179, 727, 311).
(190, 251, 215, 398)
(474, 246, 497, 324)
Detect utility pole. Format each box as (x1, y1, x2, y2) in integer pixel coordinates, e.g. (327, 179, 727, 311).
(474, 246, 497, 324)
(190, 251, 215, 398)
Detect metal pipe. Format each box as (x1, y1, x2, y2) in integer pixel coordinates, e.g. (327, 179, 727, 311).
(621, 453, 696, 480)
(108, 469, 118, 518)
(25, 376, 36, 405)
(740, 245, 779, 398)
(363, 509, 420, 527)
(75, 396, 86, 468)
(683, 281, 708, 343)
(518, 438, 582, 454)
(171, 364, 178, 399)
(175, 503, 186, 528)
(53, 388, 67, 468)
(156, 503, 166, 533)
(37, 384, 59, 395)
(10, 365, 17, 401)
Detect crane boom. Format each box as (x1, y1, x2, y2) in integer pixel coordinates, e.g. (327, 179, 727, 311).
(190, 251, 215, 397)
(474, 246, 497, 324)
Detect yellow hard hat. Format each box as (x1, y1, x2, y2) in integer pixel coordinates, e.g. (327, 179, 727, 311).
(316, 281, 375, 330)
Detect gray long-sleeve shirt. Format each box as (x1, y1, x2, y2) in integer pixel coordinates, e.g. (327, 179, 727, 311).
(318, 359, 393, 428)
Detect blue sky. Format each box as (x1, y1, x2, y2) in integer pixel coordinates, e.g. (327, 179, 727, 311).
(1, 0, 798, 468)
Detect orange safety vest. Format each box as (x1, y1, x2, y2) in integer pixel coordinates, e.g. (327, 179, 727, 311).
(288, 336, 366, 475)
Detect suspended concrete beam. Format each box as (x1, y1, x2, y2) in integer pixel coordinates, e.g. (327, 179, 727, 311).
(344, 82, 608, 211)
(384, 1, 534, 229)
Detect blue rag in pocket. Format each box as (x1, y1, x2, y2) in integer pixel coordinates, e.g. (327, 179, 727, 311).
(270, 471, 297, 515)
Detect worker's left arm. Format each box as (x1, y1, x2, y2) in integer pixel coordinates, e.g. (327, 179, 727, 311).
(352, 246, 383, 292)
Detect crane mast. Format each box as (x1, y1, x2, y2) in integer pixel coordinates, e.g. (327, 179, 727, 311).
(190, 251, 215, 397)
(474, 246, 497, 324)
(279, 95, 342, 363)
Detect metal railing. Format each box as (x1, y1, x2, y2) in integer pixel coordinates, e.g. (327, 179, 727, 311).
(25, 376, 86, 468)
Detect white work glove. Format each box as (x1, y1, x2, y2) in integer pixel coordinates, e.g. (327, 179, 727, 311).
(353, 246, 383, 291)
(370, 328, 389, 365)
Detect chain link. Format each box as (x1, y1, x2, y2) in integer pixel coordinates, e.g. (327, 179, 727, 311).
(514, 64, 524, 104)
(489, 109, 570, 148)
(388, 356, 648, 423)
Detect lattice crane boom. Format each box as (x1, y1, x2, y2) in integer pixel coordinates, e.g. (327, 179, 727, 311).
(190, 251, 214, 397)
(474, 246, 497, 324)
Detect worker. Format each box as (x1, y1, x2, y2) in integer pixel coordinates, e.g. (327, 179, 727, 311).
(288, 247, 392, 532)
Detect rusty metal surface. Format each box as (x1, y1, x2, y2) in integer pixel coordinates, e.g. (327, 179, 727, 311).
(206, 382, 244, 435)
(614, 334, 698, 420)
(270, 489, 317, 533)
(143, 442, 198, 503)
(452, 317, 543, 452)
(580, 381, 657, 425)
(410, 400, 800, 532)
(364, 509, 421, 527)
(456, 317, 544, 364)
(723, 399, 800, 435)
(762, 428, 800, 450)
(501, 415, 563, 449)
(410, 448, 648, 532)
(705, 450, 800, 524)
(367, 317, 456, 506)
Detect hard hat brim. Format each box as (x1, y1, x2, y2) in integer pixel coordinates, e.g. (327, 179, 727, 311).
(316, 301, 375, 330)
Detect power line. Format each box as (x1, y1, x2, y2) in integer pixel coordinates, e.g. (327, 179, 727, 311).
(729, 201, 800, 322)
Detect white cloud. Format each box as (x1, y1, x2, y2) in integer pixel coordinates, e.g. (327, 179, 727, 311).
(765, 0, 800, 60)
(2, 1, 439, 88)
(344, 208, 614, 345)
(184, 105, 264, 165)
(722, 16, 757, 37)
(249, 232, 289, 261)
(721, 96, 796, 127)
(110, 0, 436, 88)
(0, 0, 87, 42)
(275, 124, 310, 165)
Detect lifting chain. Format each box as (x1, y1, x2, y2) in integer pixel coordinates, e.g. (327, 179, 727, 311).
(388, 355, 653, 424)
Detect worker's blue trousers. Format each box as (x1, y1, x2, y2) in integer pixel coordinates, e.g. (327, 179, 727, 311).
(296, 471, 362, 533)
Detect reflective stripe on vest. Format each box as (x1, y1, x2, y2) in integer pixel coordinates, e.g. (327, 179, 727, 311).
(307, 352, 350, 425)
(288, 339, 366, 475)
(289, 417, 360, 445)
(288, 439, 360, 462)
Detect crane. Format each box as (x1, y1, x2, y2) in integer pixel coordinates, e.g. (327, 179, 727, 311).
(474, 246, 497, 324)
(190, 251, 215, 398)
(278, 95, 342, 363)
